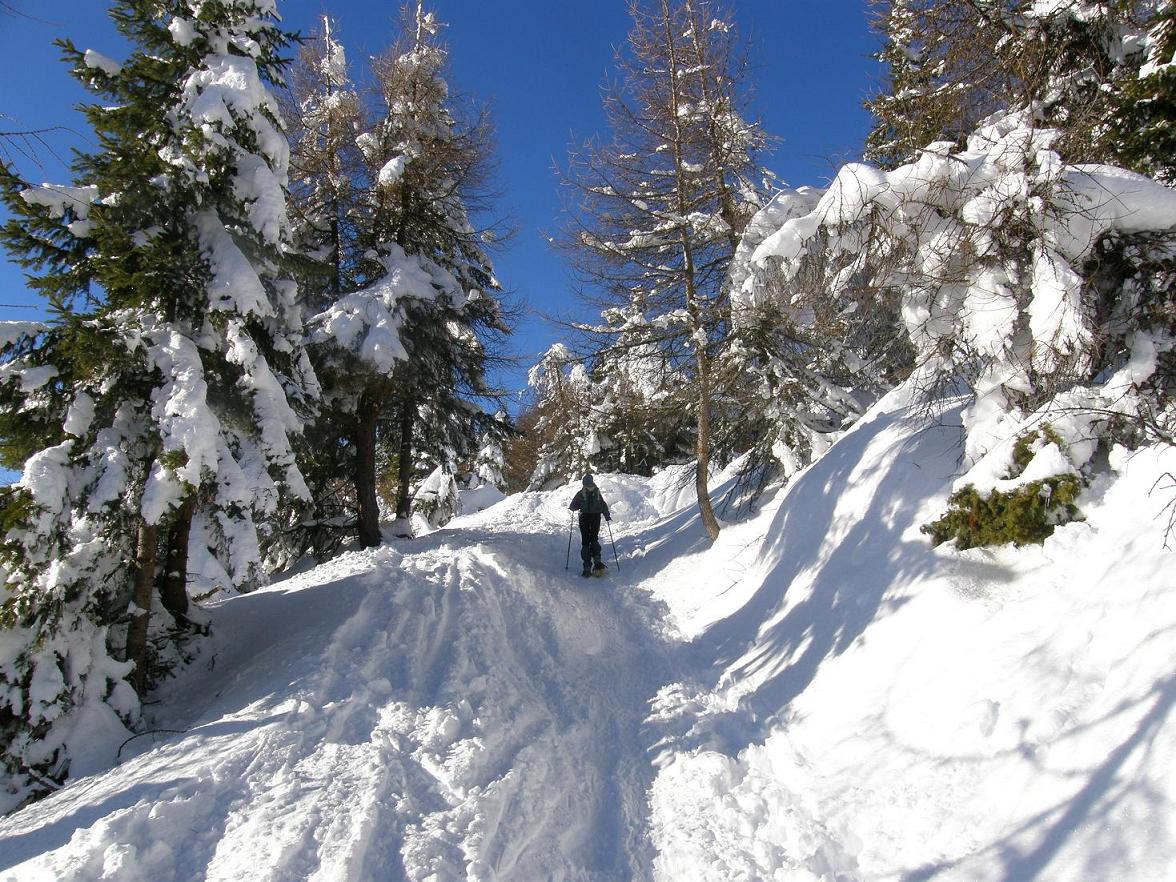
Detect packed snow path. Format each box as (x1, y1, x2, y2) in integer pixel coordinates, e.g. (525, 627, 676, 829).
(0, 490, 680, 882)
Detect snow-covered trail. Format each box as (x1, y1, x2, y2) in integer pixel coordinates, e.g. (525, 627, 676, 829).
(0, 489, 680, 882)
(5, 390, 1175, 881)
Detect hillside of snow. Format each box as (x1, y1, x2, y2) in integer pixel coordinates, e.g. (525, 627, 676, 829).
(1, 383, 1173, 881)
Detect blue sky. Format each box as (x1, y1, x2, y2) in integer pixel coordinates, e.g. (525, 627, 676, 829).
(0, 0, 880, 422)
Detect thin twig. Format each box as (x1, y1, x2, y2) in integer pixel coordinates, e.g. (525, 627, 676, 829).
(117, 728, 188, 758)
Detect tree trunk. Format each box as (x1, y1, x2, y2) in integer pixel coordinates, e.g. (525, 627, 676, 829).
(661, 0, 722, 541)
(393, 397, 417, 534)
(127, 519, 158, 698)
(159, 492, 195, 626)
(695, 352, 721, 540)
(354, 388, 382, 549)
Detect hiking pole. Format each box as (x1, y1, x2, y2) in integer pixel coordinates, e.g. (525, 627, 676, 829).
(606, 518, 620, 572)
(565, 512, 574, 570)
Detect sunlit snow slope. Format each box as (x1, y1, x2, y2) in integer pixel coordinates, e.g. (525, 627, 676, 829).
(1, 382, 1173, 881)
(641, 385, 1176, 881)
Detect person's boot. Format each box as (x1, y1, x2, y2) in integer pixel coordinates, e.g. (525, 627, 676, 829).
(581, 564, 592, 577)
(593, 559, 606, 575)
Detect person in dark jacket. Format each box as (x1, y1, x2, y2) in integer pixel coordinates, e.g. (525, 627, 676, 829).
(569, 474, 610, 576)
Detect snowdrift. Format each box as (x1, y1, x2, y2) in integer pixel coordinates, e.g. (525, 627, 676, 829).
(644, 384, 1176, 881)
(1, 384, 1173, 881)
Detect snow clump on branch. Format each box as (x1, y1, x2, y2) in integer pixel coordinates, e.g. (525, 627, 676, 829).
(740, 110, 1176, 494)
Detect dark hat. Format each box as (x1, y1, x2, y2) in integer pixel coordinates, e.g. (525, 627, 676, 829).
(582, 474, 594, 485)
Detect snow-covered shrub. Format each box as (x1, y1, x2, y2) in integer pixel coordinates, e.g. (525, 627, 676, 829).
(924, 425, 1085, 548)
(742, 112, 1176, 544)
(413, 465, 462, 528)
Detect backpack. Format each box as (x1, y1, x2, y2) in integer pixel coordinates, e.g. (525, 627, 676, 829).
(581, 486, 604, 514)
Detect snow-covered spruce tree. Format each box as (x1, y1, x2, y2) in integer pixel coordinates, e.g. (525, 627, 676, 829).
(279, 19, 375, 559)
(333, 2, 507, 540)
(588, 330, 687, 476)
(563, 0, 769, 539)
(411, 463, 461, 528)
(0, 0, 316, 803)
(1100, 1, 1176, 182)
(865, 0, 1169, 171)
(864, 0, 1010, 168)
(744, 114, 1176, 548)
(1008, 0, 1169, 167)
(543, 325, 679, 481)
(526, 344, 596, 490)
(472, 413, 508, 490)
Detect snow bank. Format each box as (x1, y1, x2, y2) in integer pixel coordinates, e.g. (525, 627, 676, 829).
(643, 382, 1176, 881)
(459, 483, 505, 514)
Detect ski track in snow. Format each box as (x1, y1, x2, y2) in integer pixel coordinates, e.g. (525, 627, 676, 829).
(0, 491, 680, 882)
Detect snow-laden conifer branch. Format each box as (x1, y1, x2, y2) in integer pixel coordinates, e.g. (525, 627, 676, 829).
(741, 109, 1176, 501)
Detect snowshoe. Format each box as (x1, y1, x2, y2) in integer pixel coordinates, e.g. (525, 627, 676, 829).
(580, 568, 593, 578)
(592, 562, 607, 577)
